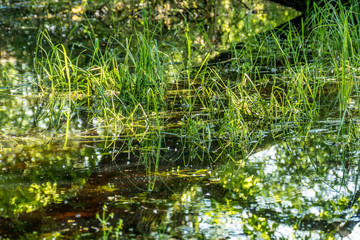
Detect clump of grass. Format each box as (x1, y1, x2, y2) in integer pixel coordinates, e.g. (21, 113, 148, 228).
(226, 0, 360, 124)
(305, 0, 360, 113)
(35, 24, 168, 114)
(34, 19, 171, 145)
(33, 0, 360, 163)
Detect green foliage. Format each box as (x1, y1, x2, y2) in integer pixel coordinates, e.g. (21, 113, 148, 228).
(3, 0, 360, 238)
(96, 205, 123, 240)
(35, 24, 167, 113)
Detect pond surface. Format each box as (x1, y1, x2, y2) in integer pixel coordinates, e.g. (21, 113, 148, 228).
(1, 0, 359, 239)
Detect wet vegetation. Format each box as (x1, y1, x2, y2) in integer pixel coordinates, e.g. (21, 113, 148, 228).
(1, 0, 360, 239)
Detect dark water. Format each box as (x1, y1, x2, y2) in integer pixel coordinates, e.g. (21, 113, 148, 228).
(3, 1, 359, 239)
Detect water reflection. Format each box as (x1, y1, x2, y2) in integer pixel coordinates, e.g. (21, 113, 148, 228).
(0, 0, 323, 239)
(0, 122, 359, 239)
(0, 143, 98, 217)
(153, 123, 360, 239)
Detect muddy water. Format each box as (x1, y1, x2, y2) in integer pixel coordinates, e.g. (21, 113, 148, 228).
(2, 1, 358, 240)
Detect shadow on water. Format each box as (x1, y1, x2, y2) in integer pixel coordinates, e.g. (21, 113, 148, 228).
(2, 0, 360, 239)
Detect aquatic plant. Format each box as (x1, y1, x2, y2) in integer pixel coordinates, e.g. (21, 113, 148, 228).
(5, 0, 360, 239)
(224, 0, 360, 127)
(96, 205, 123, 240)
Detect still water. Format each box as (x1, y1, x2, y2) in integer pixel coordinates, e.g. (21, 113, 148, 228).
(1, 0, 359, 239)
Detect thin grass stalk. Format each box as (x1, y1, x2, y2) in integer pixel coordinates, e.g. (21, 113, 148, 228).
(61, 44, 72, 147)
